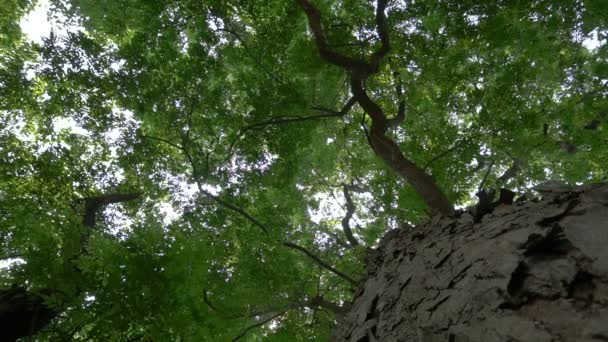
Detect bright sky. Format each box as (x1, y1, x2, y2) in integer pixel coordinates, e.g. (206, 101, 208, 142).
(20, 0, 51, 44)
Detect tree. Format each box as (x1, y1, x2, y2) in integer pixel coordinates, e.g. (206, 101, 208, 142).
(0, 0, 606, 340)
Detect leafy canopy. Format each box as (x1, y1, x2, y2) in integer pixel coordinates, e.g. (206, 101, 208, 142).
(1, 0, 606, 340)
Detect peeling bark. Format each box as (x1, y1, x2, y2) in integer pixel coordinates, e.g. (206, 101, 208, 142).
(333, 183, 608, 342)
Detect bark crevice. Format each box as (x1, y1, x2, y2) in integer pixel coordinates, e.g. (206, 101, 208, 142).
(333, 183, 608, 342)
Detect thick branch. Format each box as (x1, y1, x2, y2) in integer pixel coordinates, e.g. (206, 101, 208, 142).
(351, 71, 388, 130)
(341, 184, 360, 248)
(82, 193, 141, 229)
(80, 191, 140, 257)
(369, 133, 455, 215)
(368, 0, 391, 71)
(296, 0, 370, 72)
(496, 157, 522, 186)
(80, 192, 141, 254)
(299, 0, 455, 216)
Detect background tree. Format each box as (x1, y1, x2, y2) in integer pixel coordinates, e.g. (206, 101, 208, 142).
(1, 0, 606, 340)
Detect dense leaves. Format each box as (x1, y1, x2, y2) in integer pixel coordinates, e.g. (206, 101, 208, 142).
(1, 0, 606, 340)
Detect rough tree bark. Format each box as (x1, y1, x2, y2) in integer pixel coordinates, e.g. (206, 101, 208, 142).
(332, 183, 608, 341)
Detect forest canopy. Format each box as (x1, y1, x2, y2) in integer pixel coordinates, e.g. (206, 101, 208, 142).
(1, 0, 607, 340)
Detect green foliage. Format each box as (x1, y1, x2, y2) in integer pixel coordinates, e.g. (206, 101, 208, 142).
(1, 0, 606, 340)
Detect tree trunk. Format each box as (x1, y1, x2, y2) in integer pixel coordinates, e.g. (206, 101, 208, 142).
(0, 288, 56, 341)
(332, 184, 608, 342)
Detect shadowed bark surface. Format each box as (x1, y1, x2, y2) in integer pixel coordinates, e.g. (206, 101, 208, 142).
(0, 288, 56, 341)
(333, 184, 608, 341)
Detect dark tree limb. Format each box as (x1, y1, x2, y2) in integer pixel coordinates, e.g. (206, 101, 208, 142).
(496, 157, 522, 186)
(295, 0, 370, 72)
(297, 0, 455, 216)
(80, 192, 141, 254)
(341, 184, 360, 248)
(368, 0, 391, 72)
(82, 193, 142, 229)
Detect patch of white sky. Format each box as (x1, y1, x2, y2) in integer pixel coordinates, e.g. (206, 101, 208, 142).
(20, 0, 51, 45)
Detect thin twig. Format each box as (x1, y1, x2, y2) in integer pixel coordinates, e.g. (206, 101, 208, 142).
(224, 97, 356, 163)
(422, 133, 484, 171)
(232, 312, 285, 341)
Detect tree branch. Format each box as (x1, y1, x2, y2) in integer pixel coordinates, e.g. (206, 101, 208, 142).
(232, 311, 285, 341)
(82, 193, 141, 229)
(303, 295, 347, 314)
(496, 157, 522, 186)
(478, 159, 495, 191)
(341, 184, 360, 248)
(368, 0, 391, 71)
(296, 0, 371, 72)
(80, 192, 141, 254)
(205, 289, 345, 323)
(224, 96, 356, 163)
(422, 133, 484, 171)
(298, 0, 455, 216)
(282, 242, 358, 286)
